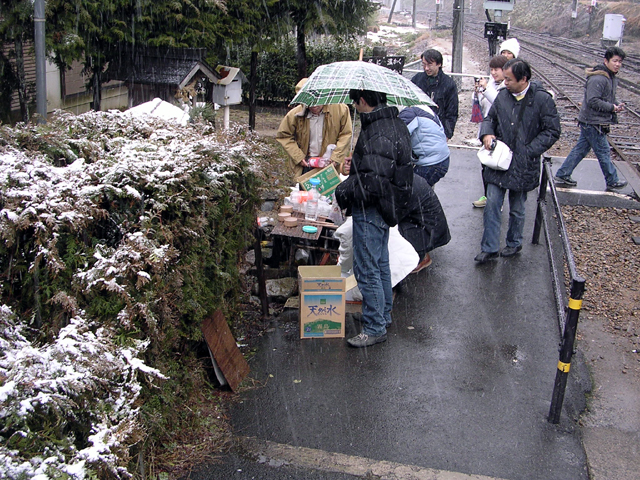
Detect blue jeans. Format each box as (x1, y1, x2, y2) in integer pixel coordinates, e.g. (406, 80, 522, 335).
(556, 123, 619, 186)
(481, 183, 527, 253)
(414, 157, 450, 187)
(352, 205, 392, 336)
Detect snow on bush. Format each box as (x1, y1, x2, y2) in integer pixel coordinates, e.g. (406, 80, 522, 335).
(0, 306, 165, 479)
(0, 110, 274, 478)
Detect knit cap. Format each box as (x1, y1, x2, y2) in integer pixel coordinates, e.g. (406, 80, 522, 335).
(499, 38, 520, 58)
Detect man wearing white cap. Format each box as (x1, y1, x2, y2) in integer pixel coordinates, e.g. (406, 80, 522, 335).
(499, 38, 520, 59)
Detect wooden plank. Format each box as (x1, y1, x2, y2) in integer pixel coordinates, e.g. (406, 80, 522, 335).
(65, 60, 88, 97)
(3, 40, 36, 112)
(202, 310, 249, 392)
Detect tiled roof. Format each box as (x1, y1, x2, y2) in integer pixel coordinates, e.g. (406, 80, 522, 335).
(105, 47, 217, 86)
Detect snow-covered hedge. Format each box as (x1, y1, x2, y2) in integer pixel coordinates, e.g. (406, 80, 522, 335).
(0, 307, 164, 478)
(0, 110, 274, 478)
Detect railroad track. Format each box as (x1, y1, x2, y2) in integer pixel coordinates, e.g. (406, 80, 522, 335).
(511, 27, 640, 97)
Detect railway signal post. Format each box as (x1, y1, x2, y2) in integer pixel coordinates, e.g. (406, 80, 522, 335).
(483, 0, 514, 56)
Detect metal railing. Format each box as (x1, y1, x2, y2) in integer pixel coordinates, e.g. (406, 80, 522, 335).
(402, 60, 490, 81)
(532, 157, 586, 424)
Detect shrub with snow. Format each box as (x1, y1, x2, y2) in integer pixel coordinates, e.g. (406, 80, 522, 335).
(0, 110, 276, 478)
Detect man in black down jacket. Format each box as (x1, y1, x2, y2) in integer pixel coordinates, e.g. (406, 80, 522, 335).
(335, 89, 413, 347)
(475, 59, 561, 263)
(411, 49, 459, 139)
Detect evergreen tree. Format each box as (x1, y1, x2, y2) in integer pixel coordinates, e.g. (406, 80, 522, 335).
(46, 0, 226, 111)
(0, 55, 18, 123)
(215, 0, 287, 129)
(45, 0, 130, 111)
(286, 0, 378, 79)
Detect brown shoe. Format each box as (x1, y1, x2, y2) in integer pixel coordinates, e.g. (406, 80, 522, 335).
(411, 253, 432, 274)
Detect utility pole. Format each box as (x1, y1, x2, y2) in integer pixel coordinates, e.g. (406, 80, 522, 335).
(34, 0, 47, 123)
(436, 0, 441, 27)
(413, 0, 417, 28)
(388, 0, 397, 23)
(452, 0, 464, 87)
(588, 1, 597, 35)
(570, 0, 578, 34)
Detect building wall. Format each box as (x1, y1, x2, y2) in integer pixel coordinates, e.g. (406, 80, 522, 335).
(46, 59, 129, 115)
(3, 41, 128, 121)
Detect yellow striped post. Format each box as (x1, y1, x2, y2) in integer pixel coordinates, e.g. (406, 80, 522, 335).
(548, 277, 585, 424)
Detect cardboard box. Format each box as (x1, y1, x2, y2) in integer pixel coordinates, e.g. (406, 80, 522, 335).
(298, 265, 346, 338)
(295, 164, 341, 197)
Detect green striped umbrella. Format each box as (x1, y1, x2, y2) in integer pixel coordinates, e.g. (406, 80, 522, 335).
(290, 61, 436, 107)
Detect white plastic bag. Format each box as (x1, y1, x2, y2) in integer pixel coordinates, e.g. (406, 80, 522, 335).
(334, 217, 419, 301)
(477, 139, 512, 171)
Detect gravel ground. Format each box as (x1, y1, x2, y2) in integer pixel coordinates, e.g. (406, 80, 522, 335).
(563, 206, 640, 368)
(564, 206, 640, 479)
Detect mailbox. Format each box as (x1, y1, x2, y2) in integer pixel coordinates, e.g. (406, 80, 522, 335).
(211, 65, 246, 106)
(602, 14, 626, 47)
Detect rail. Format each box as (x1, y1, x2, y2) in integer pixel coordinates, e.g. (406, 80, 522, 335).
(532, 157, 586, 424)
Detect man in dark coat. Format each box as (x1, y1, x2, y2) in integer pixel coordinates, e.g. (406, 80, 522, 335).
(411, 49, 459, 139)
(475, 59, 561, 263)
(335, 89, 413, 347)
(554, 46, 627, 191)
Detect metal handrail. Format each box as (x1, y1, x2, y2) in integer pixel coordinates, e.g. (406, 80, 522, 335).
(532, 157, 586, 424)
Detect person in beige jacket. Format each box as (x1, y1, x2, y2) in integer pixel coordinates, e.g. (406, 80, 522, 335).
(276, 78, 353, 177)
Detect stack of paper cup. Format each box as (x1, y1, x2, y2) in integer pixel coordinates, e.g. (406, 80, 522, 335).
(278, 212, 291, 222)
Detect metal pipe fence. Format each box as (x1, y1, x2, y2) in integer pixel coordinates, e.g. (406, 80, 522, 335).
(532, 157, 586, 424)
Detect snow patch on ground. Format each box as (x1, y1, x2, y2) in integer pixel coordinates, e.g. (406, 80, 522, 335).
(123, 97, 190, 126)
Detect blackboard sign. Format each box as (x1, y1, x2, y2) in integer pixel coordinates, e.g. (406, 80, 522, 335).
(362, 56, 406, 74)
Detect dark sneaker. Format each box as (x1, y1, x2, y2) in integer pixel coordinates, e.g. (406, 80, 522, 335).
(411, 253, 432, 274)
(347, 332, 387, 348)
(554, 175, 577, 187)
(606, 180, 628, 191)
(500, 245, 522, 257)
(474, 251, 498, 263)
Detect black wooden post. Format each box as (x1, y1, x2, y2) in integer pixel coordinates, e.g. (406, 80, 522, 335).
(254, 225, 269, 319)
(548, 277, 586, 424)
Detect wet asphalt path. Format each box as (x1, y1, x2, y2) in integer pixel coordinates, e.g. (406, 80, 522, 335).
(188, 149, 617, 480)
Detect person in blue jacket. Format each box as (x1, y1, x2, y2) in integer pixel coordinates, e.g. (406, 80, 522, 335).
(398, 104, 450, 186)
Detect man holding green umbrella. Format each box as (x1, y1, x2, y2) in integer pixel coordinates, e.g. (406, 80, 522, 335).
(293, 61, 434, 348)
(335, 89, 413, 348)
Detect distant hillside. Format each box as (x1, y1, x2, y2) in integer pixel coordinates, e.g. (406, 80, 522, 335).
(507, 0, 640, 40)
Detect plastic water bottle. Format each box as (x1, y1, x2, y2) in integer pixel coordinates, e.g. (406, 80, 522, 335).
(307, 157, 326, 168)
(305, 178, 321, 222)
(257, 216, 273, 227)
